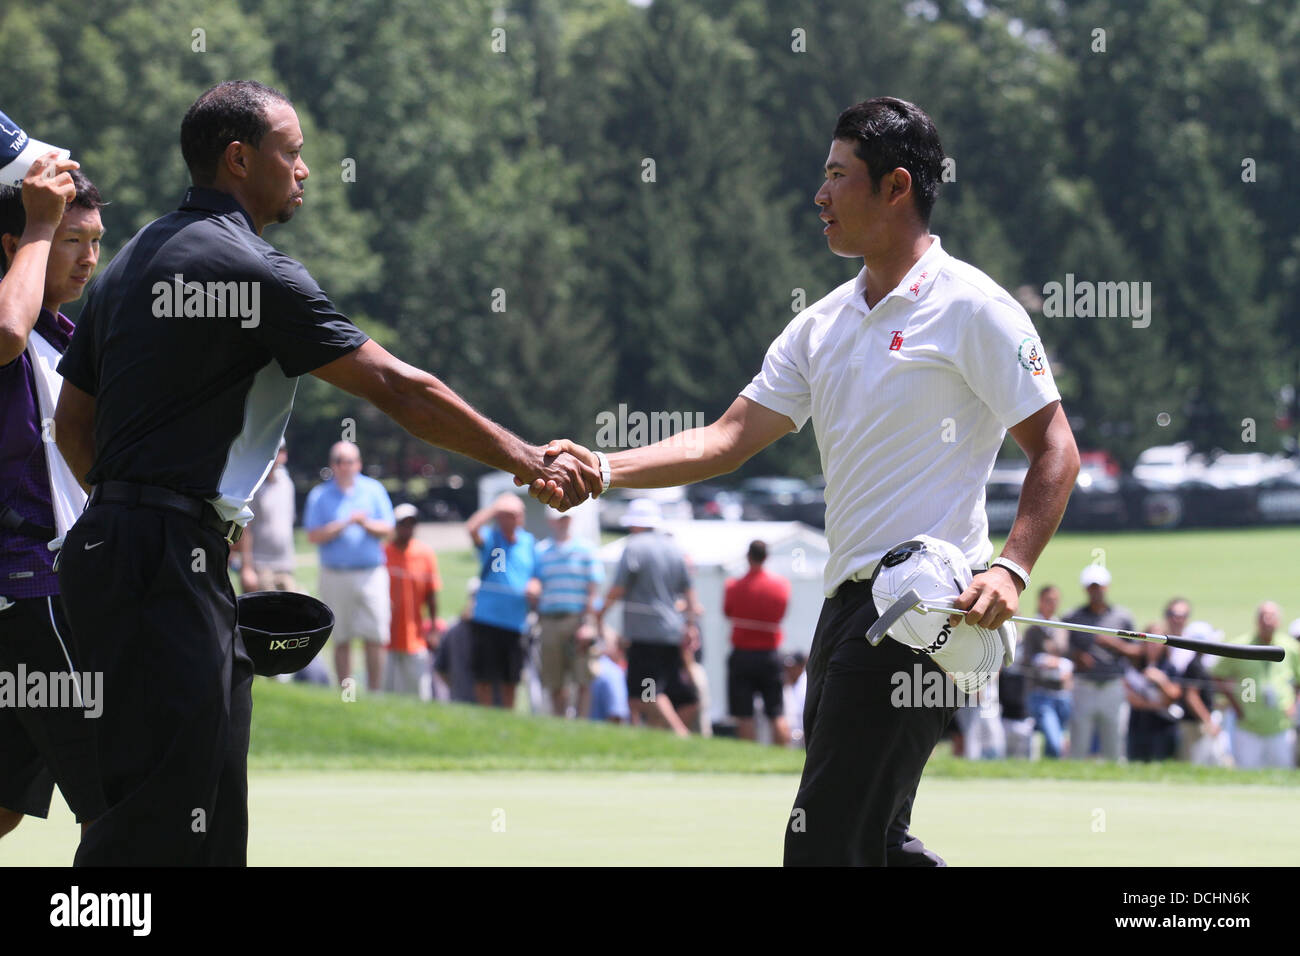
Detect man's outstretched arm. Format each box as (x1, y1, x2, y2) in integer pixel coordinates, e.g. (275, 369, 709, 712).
(527, 396, 794, 507)
(312, 340, 601, 509)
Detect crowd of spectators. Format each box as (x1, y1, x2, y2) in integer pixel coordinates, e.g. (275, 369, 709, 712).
(953, 568, 1300, 769)
(234, 464, 1298, 767)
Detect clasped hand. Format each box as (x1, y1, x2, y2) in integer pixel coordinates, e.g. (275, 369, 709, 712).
(515, 439, 602, 511)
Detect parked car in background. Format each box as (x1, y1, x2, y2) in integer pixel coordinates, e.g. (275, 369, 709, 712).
(796, 475, 826, 529)
(1061, 459, 1128, 530)
(984, 464, 1027, 533)
(1132, 442, 1205, 488)
(1201, 452, 1292, 489)
(598, 485, 694, 531)
(1256, 461, 1300, 523)
(686, 483, 744, 521)
(738, 476, 818, 523)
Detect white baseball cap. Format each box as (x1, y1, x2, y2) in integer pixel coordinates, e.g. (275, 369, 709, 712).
(393, 503, 419, 522)
(619, 498, 663, 528)
(1080, 565, 1112, 588)
(870, 535, 1012, 694)
(0, 109, 70, 188)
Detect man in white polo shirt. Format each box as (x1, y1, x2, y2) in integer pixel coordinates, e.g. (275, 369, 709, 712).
(530, 97, 1079, 865)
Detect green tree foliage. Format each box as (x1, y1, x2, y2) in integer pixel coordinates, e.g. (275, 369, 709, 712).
(0, 0, 1293, 485)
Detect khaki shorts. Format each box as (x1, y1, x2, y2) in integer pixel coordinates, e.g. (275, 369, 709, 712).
(385, 648, 432, 700)
(539, 613, 595, 692)
(256, 567, 298, 592)
(320, 565, 390, 644)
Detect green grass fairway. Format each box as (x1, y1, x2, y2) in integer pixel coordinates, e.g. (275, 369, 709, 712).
(993, 527, 1300, 634)
(6, 771, 1297, 866)
(16, 525, 1296, 867)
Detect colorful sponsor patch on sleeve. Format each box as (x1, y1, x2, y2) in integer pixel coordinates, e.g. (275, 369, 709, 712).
(1017, 337, 1047, 376)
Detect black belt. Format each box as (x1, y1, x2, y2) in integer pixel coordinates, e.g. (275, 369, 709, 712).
(89, 481, 243, 544)
(0, 505, 55, 542)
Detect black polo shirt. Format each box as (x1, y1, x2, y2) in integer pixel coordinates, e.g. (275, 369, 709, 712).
(58, 187, 367, 524)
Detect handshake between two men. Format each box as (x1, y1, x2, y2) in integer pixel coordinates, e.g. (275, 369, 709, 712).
(515, 398, 797, 511)
(520, 439, 605, 511)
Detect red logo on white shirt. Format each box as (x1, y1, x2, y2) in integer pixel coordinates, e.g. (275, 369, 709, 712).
(909, 271, 928, 296)
(889, 331, 904, 351)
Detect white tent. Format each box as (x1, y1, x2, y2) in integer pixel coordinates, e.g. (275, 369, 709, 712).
(598, 520, 829, 722)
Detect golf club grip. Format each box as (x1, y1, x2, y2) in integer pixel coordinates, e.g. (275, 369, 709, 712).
(1163, 635, 1285, 662)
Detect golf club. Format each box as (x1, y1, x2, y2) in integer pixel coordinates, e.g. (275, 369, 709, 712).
(915, 601, 1285, 662)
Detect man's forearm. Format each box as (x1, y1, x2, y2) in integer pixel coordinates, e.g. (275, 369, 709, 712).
(383, 368, 537, 477)
(1000, 445, 1077, 575)
(0, 226, 56, 365)
(307, 519, 348, 544)
(54, 424, 94, 495)
(607, 426, 740, 489)
(464, 505, 495, 544)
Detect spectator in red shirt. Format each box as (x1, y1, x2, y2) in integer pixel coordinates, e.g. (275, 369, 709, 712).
(724, 540, 792, 744)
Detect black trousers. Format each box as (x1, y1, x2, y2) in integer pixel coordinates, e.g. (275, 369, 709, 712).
(58, 501, 254, 866)
(0, 594, 106, 821)
(784, 580, 957, 866)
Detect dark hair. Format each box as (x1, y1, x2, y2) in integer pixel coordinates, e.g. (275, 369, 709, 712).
(180, 80, 292, 187)
(1164, 597, 1191, 617)
(832, 97, 945, 225)
(747, 540, 767, 565)
(1038, 584, 1059, 598)
(0, 168, 105, 273)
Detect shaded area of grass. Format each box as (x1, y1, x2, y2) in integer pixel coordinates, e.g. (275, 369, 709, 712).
(250, 680, 1297, 785)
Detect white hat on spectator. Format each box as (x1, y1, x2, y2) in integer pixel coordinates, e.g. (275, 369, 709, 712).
(393, 503, 419, 522)
(1080, 565, 1112, 588)
(620, 498, 663, 529)
(1183, 620, 1224, 643)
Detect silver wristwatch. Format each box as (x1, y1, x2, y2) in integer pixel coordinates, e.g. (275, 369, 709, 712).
(593, 451, 612, 492)
(991, 556, 1030, 591)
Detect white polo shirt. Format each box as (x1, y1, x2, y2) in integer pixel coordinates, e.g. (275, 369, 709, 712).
(740, 236, 1060, 596)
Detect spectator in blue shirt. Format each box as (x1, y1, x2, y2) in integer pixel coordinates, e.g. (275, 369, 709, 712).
(589, 635, 630, 723)
(531, 512, 604, 717)
(303, 441, 395, 691)
(466, 493, 536, 708)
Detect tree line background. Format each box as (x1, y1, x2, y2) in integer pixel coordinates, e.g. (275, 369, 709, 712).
(3, 0, 1297, 489)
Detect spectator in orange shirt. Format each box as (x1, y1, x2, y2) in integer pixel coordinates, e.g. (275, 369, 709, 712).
(724, 540, 792, 745)
(384, 503, 441, 699)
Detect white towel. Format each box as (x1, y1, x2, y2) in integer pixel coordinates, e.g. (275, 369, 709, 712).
(25, 328, 86, 541)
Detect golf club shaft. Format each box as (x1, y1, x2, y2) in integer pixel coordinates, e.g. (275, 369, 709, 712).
(919, 605, 1285, 663)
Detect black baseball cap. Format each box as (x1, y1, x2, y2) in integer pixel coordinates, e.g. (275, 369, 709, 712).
(236, 591, 334, 676)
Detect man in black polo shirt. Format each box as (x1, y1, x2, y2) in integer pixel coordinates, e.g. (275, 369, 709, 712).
(52, 80, 598, 865)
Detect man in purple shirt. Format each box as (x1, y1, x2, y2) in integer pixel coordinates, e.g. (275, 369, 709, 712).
(0, 154, 107, 843)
